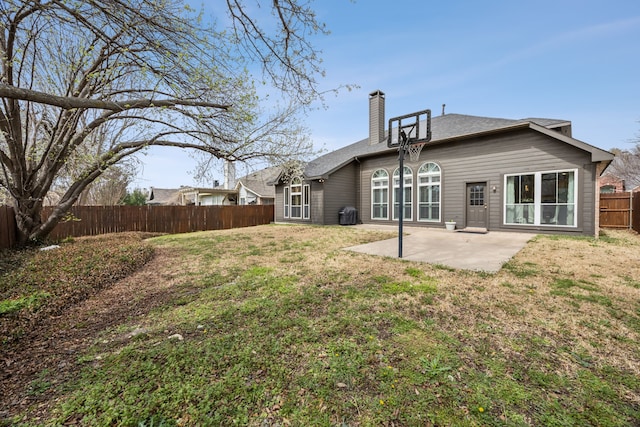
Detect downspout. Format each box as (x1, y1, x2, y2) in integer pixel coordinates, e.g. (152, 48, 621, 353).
(595, 161, 608, 238)
(355, 156, 361, 224)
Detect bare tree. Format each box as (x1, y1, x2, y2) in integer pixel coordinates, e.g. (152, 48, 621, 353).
(0, 0, 332, 245)
(606, 142, 640, 190)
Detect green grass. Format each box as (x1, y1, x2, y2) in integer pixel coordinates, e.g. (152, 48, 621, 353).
(3, 226, 640, 426)
(0, 291, 51, 315)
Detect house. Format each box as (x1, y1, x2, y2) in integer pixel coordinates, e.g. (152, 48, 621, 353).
(599, 174, 626, 193)
(235, 167, 279, 205)
(147, 165, 277, 206)
(147, 187, 182, 205)
(272, 90, 614, 236)
(176, 186, 237, 206)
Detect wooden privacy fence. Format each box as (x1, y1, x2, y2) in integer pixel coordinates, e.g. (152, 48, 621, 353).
(0, 205, 274, 249)
(599, 192, 639, 232)
(0, 205, 17, 249)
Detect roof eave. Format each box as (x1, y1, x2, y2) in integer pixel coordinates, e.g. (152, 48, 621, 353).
(527, 122, 614, 163)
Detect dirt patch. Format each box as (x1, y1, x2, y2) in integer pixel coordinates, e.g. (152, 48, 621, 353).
(0, 246, 186, 422)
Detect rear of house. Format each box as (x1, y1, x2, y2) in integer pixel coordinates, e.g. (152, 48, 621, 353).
(273, 91, 613, 236)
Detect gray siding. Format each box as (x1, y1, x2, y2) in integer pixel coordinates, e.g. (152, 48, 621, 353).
(323, 162, 358, 225)
(274, 185, 285, 223)
(310, 180, 324, 225)
(359, 128, 596, 235)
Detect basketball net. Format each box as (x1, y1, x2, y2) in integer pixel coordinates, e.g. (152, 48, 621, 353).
(407, 142, 425, 162)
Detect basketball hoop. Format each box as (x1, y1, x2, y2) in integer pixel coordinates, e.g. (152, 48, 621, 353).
(408, 142, 426, 162)
(387, 108, 432, 259)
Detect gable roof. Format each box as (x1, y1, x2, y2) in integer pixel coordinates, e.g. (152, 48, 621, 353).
(236, 166, 280, 198)
(303, 114, 613, 180)
(147, 187, 181, 205)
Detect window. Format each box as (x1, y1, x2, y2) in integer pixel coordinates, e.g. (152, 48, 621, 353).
(371, 169, 389, 219)
(393, 166, 413, 221)
(505, 170, 577, 226)
(505, 174, 535, 224)
(290, 177, 302, 219)
(303, 184, 310, 219)
(541, 171, 575, 226)
(284, 187, 290, 218)
(418, 162, 441, 222)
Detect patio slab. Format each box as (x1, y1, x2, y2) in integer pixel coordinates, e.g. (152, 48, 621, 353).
(344, 225, 533, 272)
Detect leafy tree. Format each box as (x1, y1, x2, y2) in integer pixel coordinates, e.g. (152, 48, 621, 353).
(0, 0, 334, 245)
(121, 188, 148, 206)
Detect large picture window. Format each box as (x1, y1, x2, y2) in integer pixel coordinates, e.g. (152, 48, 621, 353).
(371, 169, 389, 220)
(505, 170, 577, 226)
(418, 162, 441, 222)
(393, 166, 413, 221)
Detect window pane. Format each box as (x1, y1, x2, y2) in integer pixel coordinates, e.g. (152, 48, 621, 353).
(558, 172, 572, 203)
(521, 175, 534, 203)
(303, 185, 310, 204)
(558, 205, 574, 226)
(541, 173, 557, 203)
(507, 204, 534, 224)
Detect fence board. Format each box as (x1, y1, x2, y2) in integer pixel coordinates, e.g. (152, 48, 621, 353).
(0, 206, 17, 249)
(0, 205, 274, 248)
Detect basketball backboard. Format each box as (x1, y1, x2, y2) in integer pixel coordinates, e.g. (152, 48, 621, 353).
(387, 109, 432, 148)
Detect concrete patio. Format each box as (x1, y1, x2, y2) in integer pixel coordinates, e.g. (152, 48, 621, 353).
(344, 224, 533, 272)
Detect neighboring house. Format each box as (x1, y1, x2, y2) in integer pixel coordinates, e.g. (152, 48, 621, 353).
(147, 187, 182, 205)
(147, 165, 277, 206)
(177, 187, 237, 206)
(272, 90, 614, 236)
(599, 174, 626, 193)
(235, 167, 279, 205)
(147, 187, 234, 206)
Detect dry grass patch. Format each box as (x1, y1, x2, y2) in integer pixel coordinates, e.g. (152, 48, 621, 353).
(3, 225, 639, 426)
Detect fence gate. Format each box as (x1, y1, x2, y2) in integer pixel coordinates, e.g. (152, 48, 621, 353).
(599, 192, 632, 229)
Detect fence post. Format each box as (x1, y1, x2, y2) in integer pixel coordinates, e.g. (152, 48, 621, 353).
(630, 191, 633, 231)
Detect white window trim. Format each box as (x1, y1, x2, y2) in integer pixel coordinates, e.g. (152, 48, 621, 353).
(417, 162, 441, 222)
(290, 177, 303, 219)
(283, 187, 290, 218)
(303, 184, 310, 220)
(393, 166, 413, 221)
(503, 169, 578, 227)
(371, 169, 389, 220)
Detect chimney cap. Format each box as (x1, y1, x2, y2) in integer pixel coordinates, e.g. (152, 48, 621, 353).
(369, 90, 385, 98)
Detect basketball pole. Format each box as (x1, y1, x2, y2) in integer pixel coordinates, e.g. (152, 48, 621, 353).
(397, 131, 408, 258)
(387, 108, 431, 259)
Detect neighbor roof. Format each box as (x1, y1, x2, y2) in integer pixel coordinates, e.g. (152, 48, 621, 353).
(147, 187, 181, 205)
(302, 114, 612, 179)
(236, 166, 280, 198)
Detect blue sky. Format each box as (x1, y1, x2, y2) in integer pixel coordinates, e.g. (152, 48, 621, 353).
(134, 0, 640, 189)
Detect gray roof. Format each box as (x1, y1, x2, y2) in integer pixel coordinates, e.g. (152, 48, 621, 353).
(303, 114, 611, 179)
(236, 166, 280, 197)
(147, 187, 181, 205)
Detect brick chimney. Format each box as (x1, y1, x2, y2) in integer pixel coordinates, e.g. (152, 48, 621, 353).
(369, 90, 385, 145)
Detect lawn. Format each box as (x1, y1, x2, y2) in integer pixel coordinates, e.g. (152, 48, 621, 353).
(1, 225, 639, 426)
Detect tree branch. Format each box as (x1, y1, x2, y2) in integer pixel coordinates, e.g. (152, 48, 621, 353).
(0, 84, 232, 111)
